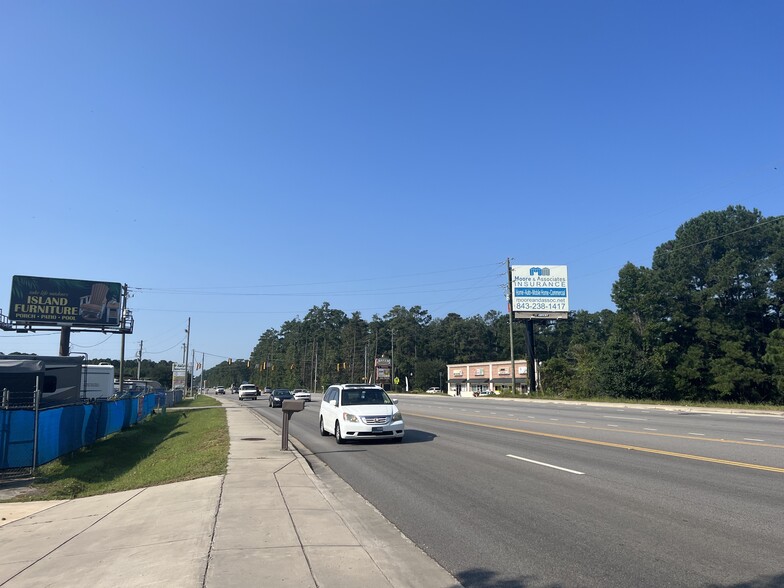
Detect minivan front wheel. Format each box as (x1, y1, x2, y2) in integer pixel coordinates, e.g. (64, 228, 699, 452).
(334, 421, 344, 444)
(319, 417, 329, 437)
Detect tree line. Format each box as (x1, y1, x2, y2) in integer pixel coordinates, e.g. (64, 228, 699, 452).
(205, 206, 782, 404)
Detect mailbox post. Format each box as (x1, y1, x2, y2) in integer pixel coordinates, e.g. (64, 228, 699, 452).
(281, 399, 305, 450)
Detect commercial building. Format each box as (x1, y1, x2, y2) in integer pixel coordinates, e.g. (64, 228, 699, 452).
(446, 360, 529, 396)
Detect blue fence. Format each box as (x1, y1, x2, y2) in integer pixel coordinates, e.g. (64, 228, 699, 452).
(0, 392, 173, 469)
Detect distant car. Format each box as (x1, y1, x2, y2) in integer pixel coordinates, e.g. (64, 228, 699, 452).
(232, 386, 239, 394)
(292, 389, 311, 402)
(263, 387, 272, 394)
(425, 387, 441, 394)
(269, 389, 293, 408)
(238, 383, 259, 401)
(319, 383, 404, 444)
(216, 386, 226, 395)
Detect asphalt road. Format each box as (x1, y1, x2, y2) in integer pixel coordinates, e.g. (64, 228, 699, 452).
(241, 394, 784, 588)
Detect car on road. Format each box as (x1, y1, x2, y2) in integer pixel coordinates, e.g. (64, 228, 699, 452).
(263, 387, 272, 395)
(292, 389, 311, 402)
(269, 388, 293, 407)
(425, 387, 441, 394)
(215, 386, 226, 395)
(238, 383, 259, 401)
(319, 383, 404, 444)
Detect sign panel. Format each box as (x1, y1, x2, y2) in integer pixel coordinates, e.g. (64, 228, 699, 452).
(375, 357, 392, 382)
(511, 265, 569, 319)
(9, 275, 123, 328)
(172, 363, 187, 390)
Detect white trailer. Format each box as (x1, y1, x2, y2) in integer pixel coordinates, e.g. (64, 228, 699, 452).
(82, 363, 115, 400)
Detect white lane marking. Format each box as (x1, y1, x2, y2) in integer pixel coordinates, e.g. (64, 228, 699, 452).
(576, 421, 587, 424)
(736, 416, 749, 419)
(603, 416, 647, 421)
(550, 418, 559, 421)
(688, 433, 705, 436)
(607, 424, 619, 427)
(528, 416, 536, 419)
(744, 438, 765, 442)
(491, 412, 497, 415)
(644, 428, 658, 431)
(507, 454, 585, 475)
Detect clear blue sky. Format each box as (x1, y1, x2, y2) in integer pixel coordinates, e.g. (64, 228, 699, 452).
(2, 1, 782, 370)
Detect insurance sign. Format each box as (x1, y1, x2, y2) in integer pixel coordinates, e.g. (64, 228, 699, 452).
(511, 265, 569, 319)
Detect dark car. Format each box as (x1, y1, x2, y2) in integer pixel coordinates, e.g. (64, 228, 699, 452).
(269, 388, 293, 408)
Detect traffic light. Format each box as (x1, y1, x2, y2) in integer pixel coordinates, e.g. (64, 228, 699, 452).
(228, 358, 232, 365)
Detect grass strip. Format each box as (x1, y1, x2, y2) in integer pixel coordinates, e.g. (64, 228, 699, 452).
(15, 395, 228, 501)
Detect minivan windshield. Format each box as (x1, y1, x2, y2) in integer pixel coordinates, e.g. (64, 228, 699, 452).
(340, 388, 391, 406)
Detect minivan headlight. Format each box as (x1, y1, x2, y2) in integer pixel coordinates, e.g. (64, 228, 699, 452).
(391, 410, 402, 423)
(342, 412, 359, 423)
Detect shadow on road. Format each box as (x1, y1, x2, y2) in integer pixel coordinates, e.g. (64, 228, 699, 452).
(456, 568, 548, 587)
(708, 573, 784, 588)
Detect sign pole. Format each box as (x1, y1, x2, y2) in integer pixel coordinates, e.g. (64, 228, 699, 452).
(59, 325, 71, 356)
(525, 319, 536, 394)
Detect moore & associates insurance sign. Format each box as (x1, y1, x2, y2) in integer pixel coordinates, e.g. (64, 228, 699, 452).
(511, 265, 569, 319)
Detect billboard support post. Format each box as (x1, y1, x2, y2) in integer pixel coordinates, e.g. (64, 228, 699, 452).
(59, 326, 71, 356)
(525, 319, 536, 394)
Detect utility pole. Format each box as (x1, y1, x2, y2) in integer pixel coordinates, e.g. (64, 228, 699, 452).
(118, 284, 128, 396)
(190, 349, 196, 395)
(199, 351, 205, 392)
(136, 340, 143, 379)
(390, 328, 395, 391)
(507, 258, 517, 394)
(184, 318, 191, 394)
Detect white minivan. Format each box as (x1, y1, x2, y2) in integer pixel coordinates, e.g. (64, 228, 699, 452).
(319, 384, 404, 444)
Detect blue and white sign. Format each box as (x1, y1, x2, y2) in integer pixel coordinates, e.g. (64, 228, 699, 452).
(511, 265, 569, 317)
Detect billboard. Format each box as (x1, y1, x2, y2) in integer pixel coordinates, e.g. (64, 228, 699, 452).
(375, 357, 391, 383)
(172, 363, 187, 390)
(9, 275, 123, 328)
(511, 265, 569, 319)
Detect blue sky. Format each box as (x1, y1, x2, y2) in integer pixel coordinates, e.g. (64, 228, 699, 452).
(2, 1, 782, 370)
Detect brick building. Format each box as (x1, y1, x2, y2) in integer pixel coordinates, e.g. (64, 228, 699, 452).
(446, 360, 528, 396)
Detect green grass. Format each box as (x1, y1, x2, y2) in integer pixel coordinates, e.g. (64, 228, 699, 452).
(11, 395, 228, 501)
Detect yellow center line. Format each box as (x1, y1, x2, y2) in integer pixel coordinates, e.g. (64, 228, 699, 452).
(407, 412, 784, 474)
(421, 412, 784, 449)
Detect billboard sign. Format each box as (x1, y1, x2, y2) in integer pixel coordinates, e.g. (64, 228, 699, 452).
(172, 363, 187, 390)
(375, 357, 392, 382)
(9, 275, 123, 328)
(511, 265, 569, 319)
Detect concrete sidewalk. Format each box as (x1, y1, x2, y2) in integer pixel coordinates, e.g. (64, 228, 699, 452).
(0, 398, 460, 587)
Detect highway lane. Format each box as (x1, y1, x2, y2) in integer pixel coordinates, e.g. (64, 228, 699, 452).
(243, 394, 784, 588)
